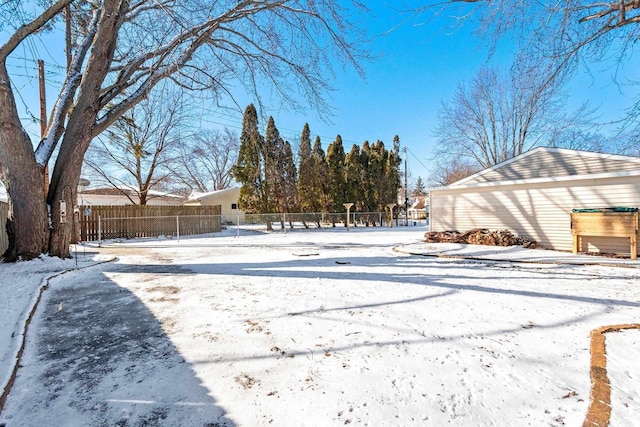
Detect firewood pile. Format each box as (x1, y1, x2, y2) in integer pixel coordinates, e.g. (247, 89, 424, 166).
(424, 228, 537, 248)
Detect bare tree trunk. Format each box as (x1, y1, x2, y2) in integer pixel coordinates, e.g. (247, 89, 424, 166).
(48, 0, 126, 258)
(48, 131, 87, 258)
(0, 64, 49, 260)
(2, 163, 48, 261)
(46, 130, 94, 259)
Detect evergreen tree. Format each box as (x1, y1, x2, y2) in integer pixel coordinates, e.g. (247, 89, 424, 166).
(413, 176, 426, 196)
(369, 140, 388, 211)
(386, 135, 402, 208)
(359, 141, 376, 213)
(281, 140, 299, 224)
(297, 123, 315, 215)
(234, 110, 401, 228)
(232, 104, 266, 214)
(326, 135, 347, 214)
(311, 136, 329, 216)
(344, 144, 361, 210)
(265, 116, 283, 220)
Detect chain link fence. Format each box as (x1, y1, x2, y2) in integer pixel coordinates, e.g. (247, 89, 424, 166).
(230, 211, 428, 231)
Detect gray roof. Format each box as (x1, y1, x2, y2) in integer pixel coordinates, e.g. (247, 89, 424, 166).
(454, 147, 640, 186)
(187, 187, 240, 202)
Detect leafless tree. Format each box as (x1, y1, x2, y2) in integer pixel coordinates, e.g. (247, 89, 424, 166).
(429, 158, 481, 187)
(414, 1, 640, 145)
(413, 1, 640, 66)
(83, 86, 185, 205)
(434, 65, 603, 170)
(168, 128, 239, 194)
(0, 0, 368, 260)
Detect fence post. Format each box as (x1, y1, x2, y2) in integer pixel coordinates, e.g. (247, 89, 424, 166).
(176, 216, 180, 242)
(98, 215, 102, 247)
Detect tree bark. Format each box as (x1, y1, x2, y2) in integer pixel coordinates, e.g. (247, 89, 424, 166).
(1, 157, 48, 261)
(48, 134, 85, 258)
(0, 64, 49, 260)
(48, 0, 127, 258)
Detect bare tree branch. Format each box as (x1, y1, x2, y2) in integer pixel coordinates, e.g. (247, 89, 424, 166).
(434, 65, 605, 170)
(1, 0, 370, 258)
(0, 0, 73, 59)
(83, 86, 186, 204)
(167, 127, 239, 193)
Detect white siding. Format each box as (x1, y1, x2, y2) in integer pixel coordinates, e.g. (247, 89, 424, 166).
(431, 175, 640, 255)
(187, 188, 244, 223)
(78, 194, 184, 206)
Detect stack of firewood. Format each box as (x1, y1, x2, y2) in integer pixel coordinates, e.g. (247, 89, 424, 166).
(424, 228, 537, 248)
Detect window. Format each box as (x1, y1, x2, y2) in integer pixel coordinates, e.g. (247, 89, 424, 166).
(231, 203, 238, 210)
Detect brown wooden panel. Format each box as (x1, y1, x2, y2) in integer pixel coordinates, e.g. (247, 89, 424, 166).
(78, 204, 222, 241)
(570, 212, 638, 237)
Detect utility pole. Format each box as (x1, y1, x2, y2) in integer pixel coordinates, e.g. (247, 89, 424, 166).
(404, 146, 408, 226)
(38, 59, 48, 198)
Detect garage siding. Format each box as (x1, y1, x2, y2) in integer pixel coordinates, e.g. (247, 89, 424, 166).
(185, 187, 244, 223)
(431, 176, 640, 254)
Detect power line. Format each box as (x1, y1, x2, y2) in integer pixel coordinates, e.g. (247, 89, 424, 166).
(406, 146, 431, 178)
(197, 108, 392, 148)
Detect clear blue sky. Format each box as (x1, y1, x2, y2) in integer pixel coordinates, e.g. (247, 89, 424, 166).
(195, 1, 640, 184)
(198, 2, 509, 183)
(4, 1, 639, 186)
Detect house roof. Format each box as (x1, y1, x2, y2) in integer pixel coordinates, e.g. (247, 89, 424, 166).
(409, 195, 427, 210)
(187, 187, 240, 202)
(0, 183, 7, 203)
(81, 185, 183, 199)
(430, 147, 640, 192)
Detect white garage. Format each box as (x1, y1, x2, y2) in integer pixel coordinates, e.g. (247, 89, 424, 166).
(429, 147, 640, 256)
(184, 187, 245, 224)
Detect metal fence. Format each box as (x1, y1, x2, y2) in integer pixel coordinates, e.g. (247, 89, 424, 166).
(243, 212, 388, 228)
(231, 211, 428, 230)
(77, 207, 428, 244)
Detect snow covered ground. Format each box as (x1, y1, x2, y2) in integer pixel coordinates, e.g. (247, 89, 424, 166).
(0, 226, 638, 426)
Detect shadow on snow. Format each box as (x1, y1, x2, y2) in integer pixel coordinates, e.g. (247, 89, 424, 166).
(1, 263, 234, 427)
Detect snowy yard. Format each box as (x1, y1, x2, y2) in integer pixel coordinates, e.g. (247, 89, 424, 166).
(0, 226, 638, 426)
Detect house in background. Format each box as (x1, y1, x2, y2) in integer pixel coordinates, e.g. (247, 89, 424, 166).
(184, 187, 245, 224)
(78, 184, 184, 206)
(408, 195, 428, 221)
(429, 147, 640, 256)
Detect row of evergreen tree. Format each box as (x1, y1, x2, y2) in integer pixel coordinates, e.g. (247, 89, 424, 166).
(232, 104, 402, 218)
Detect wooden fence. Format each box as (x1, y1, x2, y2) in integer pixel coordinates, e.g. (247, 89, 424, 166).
(0, 202, 8, 255)
(78, 205, 222, 242)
